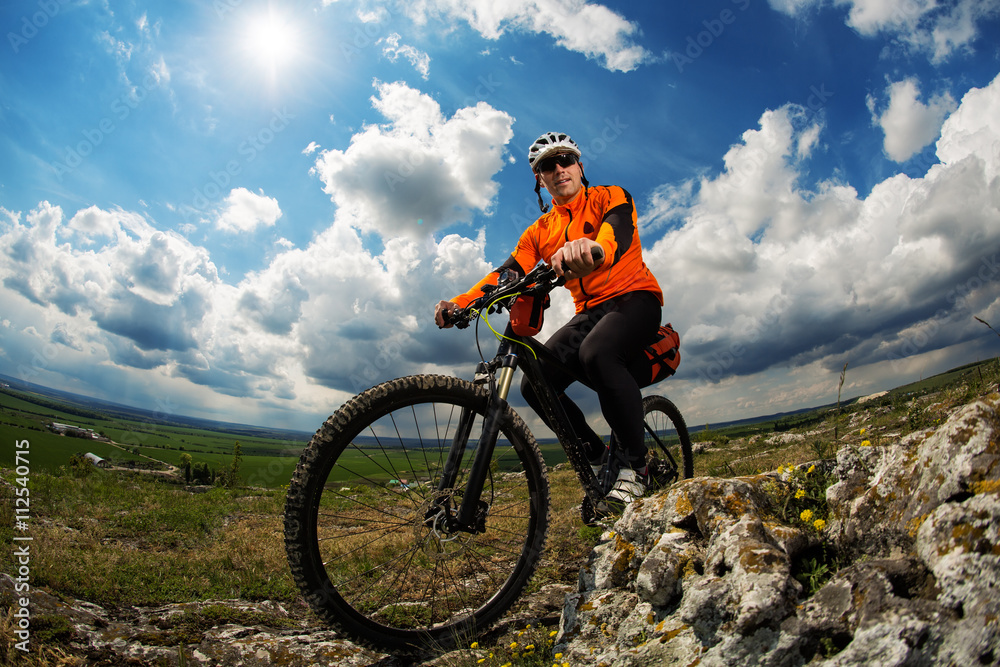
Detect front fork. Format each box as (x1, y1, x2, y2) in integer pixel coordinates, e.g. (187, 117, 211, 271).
(432, 357, 519, 534)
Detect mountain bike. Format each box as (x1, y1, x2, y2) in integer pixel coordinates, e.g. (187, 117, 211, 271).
(283, 257, 693, 656)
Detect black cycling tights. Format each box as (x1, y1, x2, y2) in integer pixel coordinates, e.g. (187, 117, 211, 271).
(520, 290, 661, 469)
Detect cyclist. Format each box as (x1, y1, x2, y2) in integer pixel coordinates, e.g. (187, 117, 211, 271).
(435, 131, 663, 509)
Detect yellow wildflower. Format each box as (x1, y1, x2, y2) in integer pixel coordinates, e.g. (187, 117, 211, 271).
(800, 509, 814, 522)
(814, 519, 826, 531)
(555, 653, 563, 659)
(470, 642, 479, 649)
(860, 428, 866, 436)
(777, 465, 784, 474)
(807, 464, 816, 474)
(477, 660, 485, 665)
(510, 642, 518, 650)
(549, 631, 558, 638)
(861, 440, 871, 447)
(795, 489, 806, 499)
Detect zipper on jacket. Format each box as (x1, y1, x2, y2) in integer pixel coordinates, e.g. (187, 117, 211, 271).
(560, 207, 593, 308)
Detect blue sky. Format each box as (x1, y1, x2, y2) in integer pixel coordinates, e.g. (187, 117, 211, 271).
(1, 0, 999, 433)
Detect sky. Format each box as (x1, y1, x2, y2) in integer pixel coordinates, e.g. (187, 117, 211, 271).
(1, 0, 999, 436)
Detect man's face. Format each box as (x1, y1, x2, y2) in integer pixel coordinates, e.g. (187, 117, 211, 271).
(536, 153, 583, 206)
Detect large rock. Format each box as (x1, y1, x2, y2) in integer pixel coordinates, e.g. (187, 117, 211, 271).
(556, 397, 1000, 666)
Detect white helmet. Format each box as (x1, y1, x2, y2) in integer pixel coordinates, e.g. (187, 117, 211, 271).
(527, 132, 582, 171)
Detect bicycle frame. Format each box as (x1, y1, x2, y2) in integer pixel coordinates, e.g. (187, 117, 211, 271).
(437, 320, 605, 532)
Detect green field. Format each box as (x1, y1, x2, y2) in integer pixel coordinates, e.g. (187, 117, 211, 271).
(0, 385, 580, 488)
(0, 387, 307, 487)
(0, 376, 604, 490)
(5, 355, 995, 488)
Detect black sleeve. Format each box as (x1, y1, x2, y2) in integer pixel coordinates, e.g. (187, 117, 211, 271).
(496, 255, 527, 276)
(602, 188, 636, 264)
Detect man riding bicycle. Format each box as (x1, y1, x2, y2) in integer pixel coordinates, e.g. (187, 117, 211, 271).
(435, 131, 664, 509)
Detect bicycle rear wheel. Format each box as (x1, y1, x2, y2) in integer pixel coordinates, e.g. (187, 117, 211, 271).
(283, 375, 549, 656)
(642, 394, 694, 487)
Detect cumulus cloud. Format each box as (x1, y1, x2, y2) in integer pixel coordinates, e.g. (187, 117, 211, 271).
(215, 188, 282, 233)
(311, 80, 514, 237)
(871, 78, 957, 162)
(0, 84, 515, 421)
(641, 72, 1000, 410)
(402, 0, 652, 71)
(768, 0, 1000, 60)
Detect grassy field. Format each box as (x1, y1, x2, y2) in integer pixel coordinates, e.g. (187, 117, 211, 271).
(0, 383, 584, 489)
(0, 387, 307, 487)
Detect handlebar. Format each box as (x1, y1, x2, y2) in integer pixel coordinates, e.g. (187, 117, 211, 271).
(442, 246, 604, 329)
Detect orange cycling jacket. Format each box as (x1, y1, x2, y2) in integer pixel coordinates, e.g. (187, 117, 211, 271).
(452, 185, 662, 313)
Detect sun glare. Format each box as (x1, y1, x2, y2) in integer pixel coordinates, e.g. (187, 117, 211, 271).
(244, 10, 300, 77)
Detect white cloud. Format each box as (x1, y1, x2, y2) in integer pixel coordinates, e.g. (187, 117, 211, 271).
(302, 141, 320, 155)
(379, 33, 431, 79)
(402, 0, 652, 72)
(68, 205, 119, 242)
(872, 78, 957, 162)
(641, 72, 1000, 400)
(215, 188, 282, 233)
(0, 82, 517, 425)
(768, 0, 1000, 60)
(311, 80, 514, 237)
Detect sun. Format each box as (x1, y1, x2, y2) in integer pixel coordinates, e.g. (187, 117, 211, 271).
(243, 9, 300, 77)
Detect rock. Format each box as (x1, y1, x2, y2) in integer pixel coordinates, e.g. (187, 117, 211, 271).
(0, 574, 391, 666)
(826, 399, 1000, 561)
(555, 396, 1000, 666)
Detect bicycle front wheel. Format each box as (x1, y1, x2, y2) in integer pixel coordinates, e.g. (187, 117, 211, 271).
(283, 375, 549, 655)
(642, 394, 694, 486)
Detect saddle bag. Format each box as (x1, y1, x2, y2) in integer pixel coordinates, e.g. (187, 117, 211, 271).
(640, 323, 681, 386)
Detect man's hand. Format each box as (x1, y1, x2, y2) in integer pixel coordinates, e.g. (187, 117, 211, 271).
(435, 300, 459, 328)
(551, 238, 605, 280)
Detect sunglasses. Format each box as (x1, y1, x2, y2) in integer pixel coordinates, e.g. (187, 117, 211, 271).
(535, 153, 579, 173)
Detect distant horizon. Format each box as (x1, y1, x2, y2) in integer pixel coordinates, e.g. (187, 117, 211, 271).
(6, 353, 995, 439)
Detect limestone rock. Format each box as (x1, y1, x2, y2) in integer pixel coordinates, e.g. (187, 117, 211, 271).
(556, 396, 1000, 666)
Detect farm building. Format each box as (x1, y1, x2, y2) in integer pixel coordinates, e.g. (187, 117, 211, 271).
(50, 422, 98, 439)
(83, 453, 111, 469)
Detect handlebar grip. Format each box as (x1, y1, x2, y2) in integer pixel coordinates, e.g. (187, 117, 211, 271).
(591, 245, 605, 263)
(439, 307, 470, 329)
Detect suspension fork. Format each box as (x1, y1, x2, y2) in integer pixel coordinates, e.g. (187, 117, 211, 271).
(453, 353, 519, 530)
(432, 344, 520, 532)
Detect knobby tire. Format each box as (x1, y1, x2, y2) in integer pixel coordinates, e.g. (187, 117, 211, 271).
(283, 374, 550, 656)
